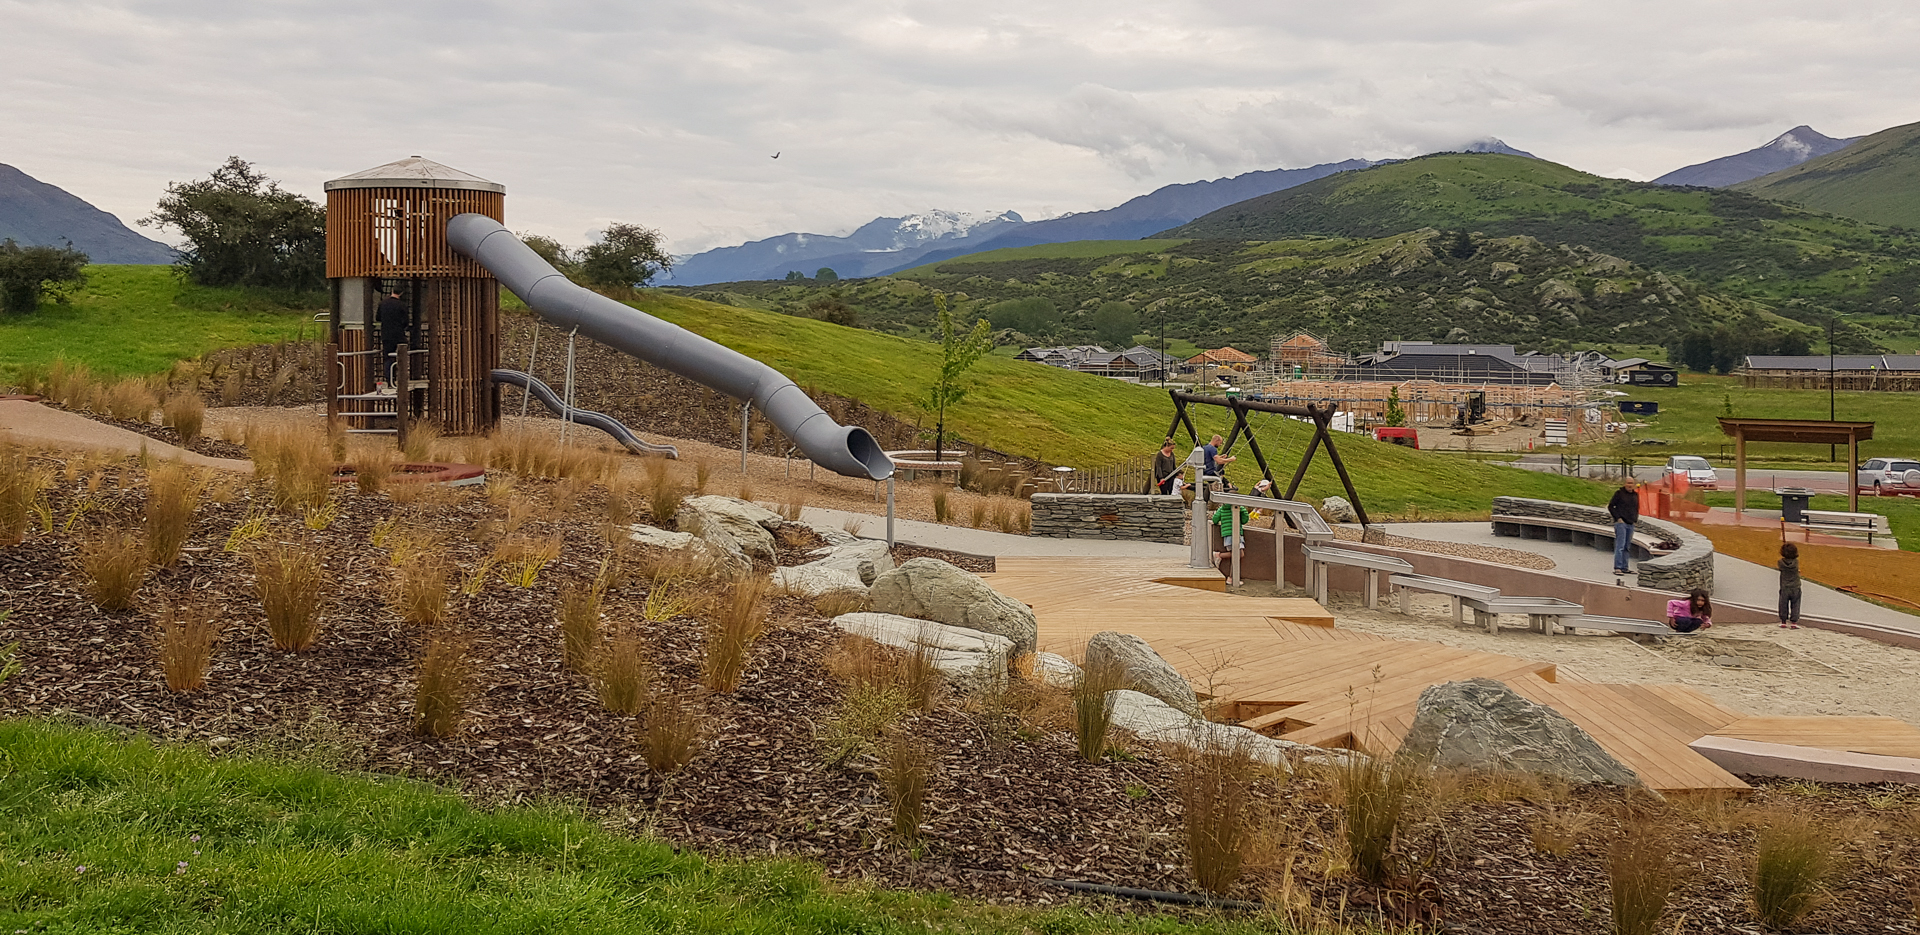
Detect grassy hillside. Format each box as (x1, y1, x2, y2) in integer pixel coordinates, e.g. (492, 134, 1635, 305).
(1735, 119, 1920, 231)
(633, 290, 1610, 515)
(0, 265, 321, 381)
(1159, 153, 1920, 319)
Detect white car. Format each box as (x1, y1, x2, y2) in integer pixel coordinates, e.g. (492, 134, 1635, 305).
(1857, 458, 1920, 493)
(1664, 455, 1718, 489)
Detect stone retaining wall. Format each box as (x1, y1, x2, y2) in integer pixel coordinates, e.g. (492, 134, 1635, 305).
(1491, 496, 1714, 593)
(1029, 493, 1188, 544)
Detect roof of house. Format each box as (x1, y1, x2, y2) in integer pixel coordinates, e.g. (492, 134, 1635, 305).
(1609, 357, 1651, 368)
(1335, 353, 1559, 385)
(1188, 347, 1259, 364)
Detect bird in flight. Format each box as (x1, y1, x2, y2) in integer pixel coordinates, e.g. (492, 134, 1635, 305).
(771, 152, 781, 159)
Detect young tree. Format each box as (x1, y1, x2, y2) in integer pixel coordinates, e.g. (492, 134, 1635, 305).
(576, 222, 672, 291)
(922, 293, 993, 461)
(1089, 300, 1139, 348)
(0, 240, 88, 314)
(141, 156, 325, 291)
(1384, 386, 1406, 427)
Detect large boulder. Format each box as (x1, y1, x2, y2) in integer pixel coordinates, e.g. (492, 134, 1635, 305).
(833, 612, 1013, 684)
(773, 563, 868, 599)
(678, 503, 774, 563)
(626, 525, 696, 551)
(868, 557, 1038, 657)
(1322, 496, 1357, 523)
(804, 539, 894, 586)
(685, 495, 783, 530)
(1033, 652, 1082, 689)
(1085, 631, 1200, 717)
(1396, 678, 1643, 787)
(1106, 690, 1309, 771)
(627, 524, 744, 573)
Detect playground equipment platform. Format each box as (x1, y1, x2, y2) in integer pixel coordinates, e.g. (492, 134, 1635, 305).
(987, 556, 1920, 793)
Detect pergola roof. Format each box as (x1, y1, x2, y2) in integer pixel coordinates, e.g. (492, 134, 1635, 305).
(1717, 417, 1875, 444)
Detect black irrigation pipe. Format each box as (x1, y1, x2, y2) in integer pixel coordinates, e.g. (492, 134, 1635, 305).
(1040, 879, 1263, 911)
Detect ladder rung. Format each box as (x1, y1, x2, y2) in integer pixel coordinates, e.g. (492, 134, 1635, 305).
(345, 429, 398, 435)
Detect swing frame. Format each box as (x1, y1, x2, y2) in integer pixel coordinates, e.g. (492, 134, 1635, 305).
(1165, 389, 1371, 526)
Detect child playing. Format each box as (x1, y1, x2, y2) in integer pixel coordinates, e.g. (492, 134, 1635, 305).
(1665, 589, 1713, 633)
(1777, 543, 1802, 629)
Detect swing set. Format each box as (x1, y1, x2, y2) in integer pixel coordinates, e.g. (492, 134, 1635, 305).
(1164, 389, 1372, 526)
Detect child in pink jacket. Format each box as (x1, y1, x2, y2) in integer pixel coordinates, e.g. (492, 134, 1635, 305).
(1665, 589, 1713, 633)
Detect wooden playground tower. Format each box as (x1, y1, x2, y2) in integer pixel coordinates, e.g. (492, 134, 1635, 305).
(322, 157, 506, 440)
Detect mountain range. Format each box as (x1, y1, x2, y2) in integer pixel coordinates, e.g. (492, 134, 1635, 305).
(661, 209, 1025, 285)
(1653, 126, 1860, 187)
(1733, 119, 1920, 229)
(0, 163, 176, 264)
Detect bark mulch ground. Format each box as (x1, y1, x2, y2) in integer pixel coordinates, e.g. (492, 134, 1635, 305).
(2, 450, 1917, 933)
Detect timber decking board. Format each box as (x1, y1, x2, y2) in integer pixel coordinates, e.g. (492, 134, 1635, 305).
(1713, 716, 1920, 758)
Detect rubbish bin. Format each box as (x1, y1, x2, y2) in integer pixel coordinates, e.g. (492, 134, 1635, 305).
(1778, 487, 1814, 523)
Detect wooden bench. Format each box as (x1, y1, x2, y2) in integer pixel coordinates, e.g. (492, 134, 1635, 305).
(1490, 514, 1673, 557)
(1301, 545, 1415, 608)
(1562, 613, 1700, 638)
(1460, 595, 1586, 635)
(1388, 573, 1501, 624)
(1794, 510, 1891, 545)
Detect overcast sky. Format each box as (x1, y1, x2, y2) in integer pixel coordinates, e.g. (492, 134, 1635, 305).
(4, 0, 1917, 254)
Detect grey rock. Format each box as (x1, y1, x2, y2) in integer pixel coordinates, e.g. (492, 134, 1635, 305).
(772, 563, 868, 598)
(833, 612, 1012, 684)
(626, 524, 696, 551)
(672, 509, 753, 573)
(804, 538, 894, 585)
(1106, 690, 1306, 771)
(1086, 631, 1200, 716)
(1322, 496, 1358, 523)
(1033, 651, 1081, 689)
(808, 523, 859, 546)
(685, 495, 783, 530)
(1396, 678, 1643, 787)
(678, 503, 775, 563)
(868, 557, 1038, 657)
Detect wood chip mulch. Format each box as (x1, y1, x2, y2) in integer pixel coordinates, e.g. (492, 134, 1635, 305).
(2, 452, 1917, 933)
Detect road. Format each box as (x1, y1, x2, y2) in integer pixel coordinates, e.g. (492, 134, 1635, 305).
(1505, 455, 1855, 493)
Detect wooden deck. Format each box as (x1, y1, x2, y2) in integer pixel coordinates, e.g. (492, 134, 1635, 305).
(987, 556, 1920, 794)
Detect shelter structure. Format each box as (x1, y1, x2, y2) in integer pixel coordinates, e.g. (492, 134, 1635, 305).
(323, 157, 506, 438)
(1718, 418, 1875, 513)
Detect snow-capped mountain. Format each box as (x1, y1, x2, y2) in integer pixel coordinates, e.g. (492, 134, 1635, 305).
(662, 209, 1024, 285)
(1654, 126, 1862, 187)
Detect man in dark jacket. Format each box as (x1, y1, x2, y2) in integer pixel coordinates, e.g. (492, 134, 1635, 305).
(1607, 480, 1639, 576)
(375, 289, 410, 385)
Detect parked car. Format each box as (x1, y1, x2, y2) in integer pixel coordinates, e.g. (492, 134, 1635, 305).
(1664, 455, 1718, 489)
(1857, 458, 1920, 493)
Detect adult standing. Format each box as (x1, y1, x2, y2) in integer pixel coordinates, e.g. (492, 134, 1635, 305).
(1151, 438, 1180, 494)
(1202, 433, 1236, 478)
(375, 288, 410, 386)
(1607, 480, 1639, 577)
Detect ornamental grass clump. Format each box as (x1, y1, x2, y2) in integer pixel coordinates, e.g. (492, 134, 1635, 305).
(1177, 734, 1258, 895)
(557, 582, 602, 671)
(393, 557, 451, 626)
(703, 575, 769, 693)
(1752, 812, 1835, 929)
(161, 393, 205, 446)
(931, 487, 950, 524)
(595, 630, 652, 716)
(641, 689, 704, 775)
(156, 602, 220, 692)
(643, 458, 684, 525)
(0, 444, 53, 546)
(101, 378, 158, 423)
(81, 529, 147, 611)
(413, 631, 475, 738)
(351, 444, 400, 495)
(249, 423, 334, 513)
(1339, 752, 1417, 885)
(253, 540, 325, 651)
(1607, 820, 1674, 935)
(1071, 655, 1125, 762)
(144, 462, 200, 568)
(883, 730, 931, 843)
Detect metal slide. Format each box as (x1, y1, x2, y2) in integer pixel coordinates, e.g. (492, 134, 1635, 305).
(489, 368, 679, 458)
(449, 213, 893, 480)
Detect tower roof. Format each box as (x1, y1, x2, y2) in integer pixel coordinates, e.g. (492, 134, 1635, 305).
(324, 156, 504, 194)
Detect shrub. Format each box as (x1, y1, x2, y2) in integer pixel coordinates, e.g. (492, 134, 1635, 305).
(883, 730, 931, 842)
(557, 582, 601, 671)
(1072, 655, 1125, 762)
(641, 689, 704, 775)
(1340, 752, 1416, 885)
(413, 632, 474, 737)
(393, 557, 451, 626)
(643, 459, 684, 525)
(161, 393, 205, 446)
(704, 576, 768, 693)
(144, 462, 200, 568)
(0, 444, 53, 546)
(1177, 734, 1257, 895)
(253, 540, 325, 650)
(81, 529, 148, 610)
(931, 487, 950, 524)
(1608, 821, 1674, 935)
(595, 631, 652, 715)
(156, 602, 219, 692)
(1753, 813, 1834, 929)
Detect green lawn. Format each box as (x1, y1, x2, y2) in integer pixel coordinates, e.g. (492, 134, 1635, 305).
(0, 266, 321, 381)
(1578, 373, 1920, 467)
(0, 719, 1310, 935)
(892, 239, 1190, 277)
(1700, 490, 1920, 552)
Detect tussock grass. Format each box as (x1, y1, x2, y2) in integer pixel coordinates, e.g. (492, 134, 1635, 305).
(812, 590, 868, 618)
(0, 444, 53, 546)
(400, 421, 441, 463)
(703, 576, 769, 693)
(558, 582, 602, 671)
(902, 627, 942, 714)
(1072, 655, 1125, 762)
(882, 730, 930, 842)
(1607, 821, 1673, 935)
(968, 502, 988, 529)
(248, 422, 335, 513)
(161, 392, 205, 445)
(393, 557, 451, 626)
(80, 529, 147, 611)
(693, 457, 711, 494)
(1753, 812, 1835, 929)
(931, 487, 950, 524)
(605, 474, 638, 526)
(643, 458, 685, 525)
(144, 462, 200, 567)
(494, 533, 562, 587)
(634, 547, 718, 587)
(100, 377, 157, 422)
(553, 476, 590, 514)
(595, 630, 652, 716)
(642, 689, 704, 775)
(776, 492, 806, 522)
(413, 631, 475, 738)
(1530, 806, 1596, 858)
(487, 429, 608, 481)
(1338, 753, 1416, 886)
(156, 602, 219, 692)
(253, 540, 325, 651)
(737, 481, 755, 503)
(351, 443, 400, 494)
(841, 515, 863, 537)
(1176, 734, 1257, 895)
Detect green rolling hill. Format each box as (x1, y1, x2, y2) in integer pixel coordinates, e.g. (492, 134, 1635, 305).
(1733, 119, 1920, 231)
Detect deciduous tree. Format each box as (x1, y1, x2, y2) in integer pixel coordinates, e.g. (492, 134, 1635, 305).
(922, 292, 993, 461)
(576, 222, 672, 291)
(1089, 300, 1139, 348)
(141, 157, 324, 291)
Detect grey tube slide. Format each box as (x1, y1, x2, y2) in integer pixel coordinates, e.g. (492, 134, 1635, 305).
(489, 369, 679, 458)
(448, 213, 893, 480)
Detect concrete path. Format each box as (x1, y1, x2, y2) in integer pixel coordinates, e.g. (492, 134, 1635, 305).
(1378, 521, 1920, 635)
(798, 505, 1191, 561)
(0, 400, 251, 472)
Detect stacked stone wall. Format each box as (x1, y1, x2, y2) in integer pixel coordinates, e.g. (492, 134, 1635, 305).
(1490, 496, 1714, 593)
(1029, 494, 1188, 544)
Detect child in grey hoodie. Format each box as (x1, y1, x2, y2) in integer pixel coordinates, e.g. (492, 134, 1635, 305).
(1777, 543, 1802, 629)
